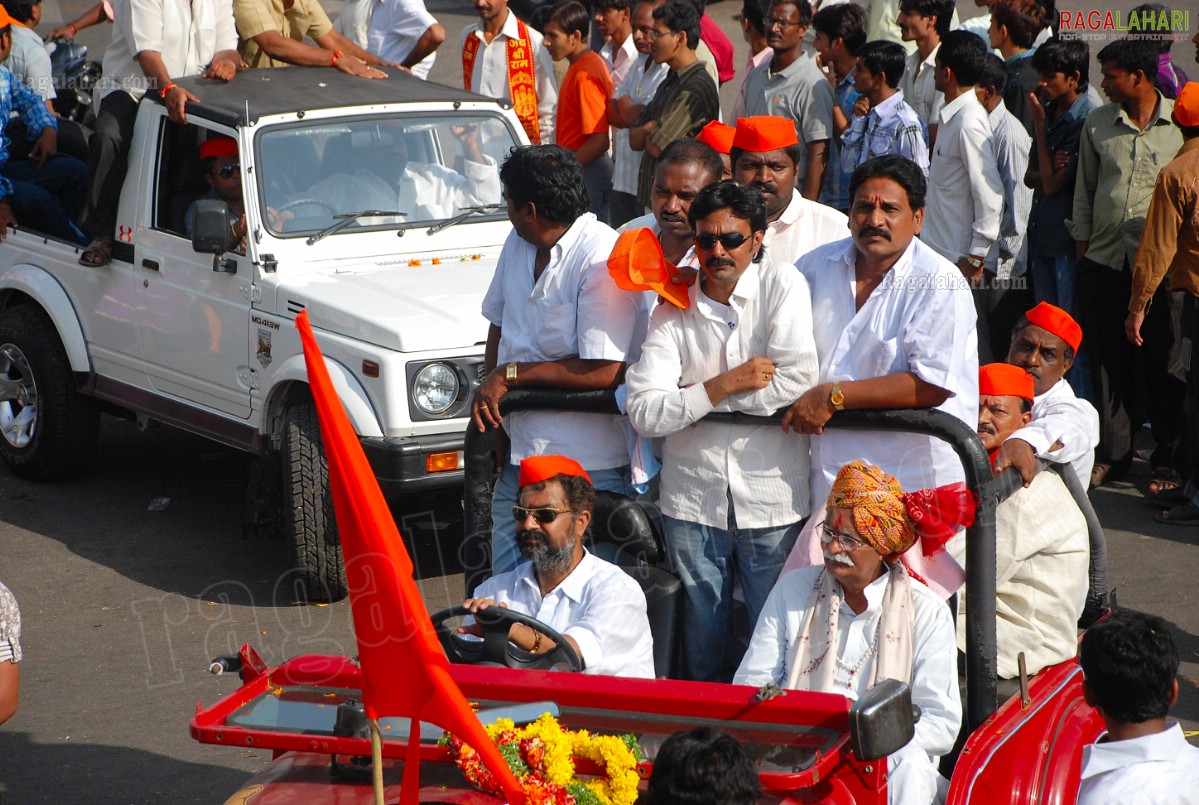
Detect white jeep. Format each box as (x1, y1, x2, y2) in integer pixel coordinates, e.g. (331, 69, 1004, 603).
(0, 67, 525, 600)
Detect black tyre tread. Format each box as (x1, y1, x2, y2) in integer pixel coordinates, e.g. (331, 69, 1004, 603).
(0, 305, 99, 480)
(281, 401, 347, 602)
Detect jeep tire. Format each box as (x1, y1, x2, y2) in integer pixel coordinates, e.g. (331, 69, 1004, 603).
(0, 305, 99, 480)
(282, 400, 348, 602)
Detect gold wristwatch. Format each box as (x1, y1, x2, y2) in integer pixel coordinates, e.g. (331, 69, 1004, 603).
(829, 381, 845, 410)
(505, 362, 519, 383)
(964, 255, 984, 270)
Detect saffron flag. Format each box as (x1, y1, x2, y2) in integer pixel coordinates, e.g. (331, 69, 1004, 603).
(297, 311, 526, 805)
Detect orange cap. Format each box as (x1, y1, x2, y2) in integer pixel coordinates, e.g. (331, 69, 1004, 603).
(732, 116, 799, 153)
(696, 120, 736, 154)
(607, 227, 691, 309)
(979, 363, 1035, 403)
(518, 455, 592, 488)
(0, 6, 13, 27)
(200, 136, 238, 160)
(1174, 82, 1199, 127)
(1024, 301, 1082, 352)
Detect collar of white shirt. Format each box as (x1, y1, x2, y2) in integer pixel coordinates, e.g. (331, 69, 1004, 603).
(1082, 724, 1194, 778)
(514, 549, 600, 604)
(874, 88, 909, 118)
(937, 89, 982, 126)
(694, 256, 764, 314)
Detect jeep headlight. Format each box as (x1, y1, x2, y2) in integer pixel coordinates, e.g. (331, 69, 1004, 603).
(412, 363, 460, 415)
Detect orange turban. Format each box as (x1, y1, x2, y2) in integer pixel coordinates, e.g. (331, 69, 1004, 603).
(696, 120, 736, 154)
(979, 362, 1034, 403)
(1025, 301, 1082, 352)
(518, 455, 592, 488)
(827, 461, 975, 560)
(200, 136, 238, 160)
(732, 116, 798, 153)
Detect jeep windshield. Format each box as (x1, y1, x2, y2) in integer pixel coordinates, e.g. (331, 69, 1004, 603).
(254, 112, 519, 238)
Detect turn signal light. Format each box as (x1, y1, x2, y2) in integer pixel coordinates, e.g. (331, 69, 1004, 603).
(427, 451, 464, 473)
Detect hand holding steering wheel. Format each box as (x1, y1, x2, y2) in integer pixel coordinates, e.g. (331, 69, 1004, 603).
(430, 605, 583, 672)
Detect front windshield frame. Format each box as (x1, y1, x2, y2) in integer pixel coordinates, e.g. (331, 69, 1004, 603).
(252, 110, 519, 241)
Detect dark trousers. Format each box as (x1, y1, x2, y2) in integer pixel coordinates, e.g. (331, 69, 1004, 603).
(608, 190, 645, 229)
(2, 156, 88, 245)
(1183, 296, 1199, 501)
(79, 90, 138, 239)
(973, 272, 1034, 364)
(581, 154, 613, 224)
(1076, 258, 1186, 471)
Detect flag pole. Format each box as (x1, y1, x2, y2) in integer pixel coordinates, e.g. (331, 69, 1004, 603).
(370, 718, 385, 805)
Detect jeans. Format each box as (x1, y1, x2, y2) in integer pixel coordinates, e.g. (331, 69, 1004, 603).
(1030, 252, 1092, 400)
(489, 454, 633, 579)
(2, 156, 88, 245)
(664, 494, 802, 682)
(581, 154, 613, 224)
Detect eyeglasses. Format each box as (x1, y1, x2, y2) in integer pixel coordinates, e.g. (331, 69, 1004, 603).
(636, 26, 676, 41)
(767, 17, 800, 29)
(212, 163, 240, 179)
(695, 231, 750, 250)
(820, 524, 868, 551)
(512, 505, 575, 524)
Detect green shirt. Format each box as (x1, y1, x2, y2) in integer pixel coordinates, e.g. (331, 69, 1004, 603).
(1067, 94, 1183, 270)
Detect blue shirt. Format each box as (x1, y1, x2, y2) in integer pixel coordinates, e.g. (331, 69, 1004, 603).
(1027, 93, 1094, 258)
(820, 72, 860, 213)
(0, 66, 57, 201)
(841, 89, 930, 177)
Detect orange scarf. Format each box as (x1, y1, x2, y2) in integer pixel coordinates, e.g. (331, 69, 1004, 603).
(463, 17, 542, 145)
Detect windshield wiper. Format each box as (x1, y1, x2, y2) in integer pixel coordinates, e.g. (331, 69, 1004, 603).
(306, 210, 407, 245)
(425, 204, 505, 235)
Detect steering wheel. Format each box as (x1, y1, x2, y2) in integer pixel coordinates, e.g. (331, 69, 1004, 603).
(430, 605, 583, 672)
(275, 196, 336, 217)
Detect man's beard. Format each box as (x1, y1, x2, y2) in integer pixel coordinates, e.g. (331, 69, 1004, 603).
(519, 529, 577, 577)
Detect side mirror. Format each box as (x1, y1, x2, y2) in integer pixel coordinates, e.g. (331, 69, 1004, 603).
(849, 679, 917, 761)
(191, 199, 231, 254)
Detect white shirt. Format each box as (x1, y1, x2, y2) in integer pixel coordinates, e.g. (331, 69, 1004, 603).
(948, 470, 1088, 678)
(599, 34, 638, 89)
(762, 191, 849, 268)
(1079, 724, 1199, 805)
(735, 566, 961, 761)
(988, 103, 1033, 278)
(308, 158, 500, 221)
(611, 54, 668, 197)
(471, 550, 655, 678)
(898, 43, 944, 126)
(102, 0, 239, 101)
(367, 0, 440, 80)
(626, 254, 820, 529)
(1007, 378, 1099, 489)
(482, 213, 642, 470)
(797, 237, 979, 504)
(6, 26, 55, 101)
(332, 0, 372, 49)
(922, 90, 1004, 265)
(460, 12, 559, 144)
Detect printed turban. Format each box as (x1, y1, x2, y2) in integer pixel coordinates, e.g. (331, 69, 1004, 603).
(1024, 301, 1082, 353)
(732, 116, 798, 153)
(979, 362, 1034, 403)
(518, 454, 592, 488)
(827, 461, 976, 560)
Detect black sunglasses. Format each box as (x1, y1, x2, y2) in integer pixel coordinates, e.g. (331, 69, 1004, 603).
(695, 231, 750, 251)
(213, 163, 240, 179)
(512, 505, 575, 524)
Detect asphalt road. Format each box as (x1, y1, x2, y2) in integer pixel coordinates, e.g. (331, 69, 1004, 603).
(2, 1, 1199, 803)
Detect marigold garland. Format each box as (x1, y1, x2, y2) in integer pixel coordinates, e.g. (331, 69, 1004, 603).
(440, 713, 642, 805)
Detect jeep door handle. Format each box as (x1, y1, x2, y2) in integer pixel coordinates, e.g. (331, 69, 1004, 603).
(142, 258, 160, 271)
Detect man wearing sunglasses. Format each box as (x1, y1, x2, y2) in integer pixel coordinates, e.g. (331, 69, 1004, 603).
(461, 455, 655, 678)
(626, 180, 819, 682)
(731, 115, 848, 269)
(185, 137, 249, 251)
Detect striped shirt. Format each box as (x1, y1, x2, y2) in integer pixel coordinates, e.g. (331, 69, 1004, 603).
(840, 88, 929, 176)
(635, 60, 719, 208)
(820, 72, 860, 212)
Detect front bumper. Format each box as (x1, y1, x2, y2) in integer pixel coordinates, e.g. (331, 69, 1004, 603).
(360, 431, 467, 495)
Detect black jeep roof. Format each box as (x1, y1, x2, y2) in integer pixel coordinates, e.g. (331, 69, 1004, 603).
(171, 67, 506, 127)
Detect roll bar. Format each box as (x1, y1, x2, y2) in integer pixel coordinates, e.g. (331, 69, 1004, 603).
(461, 389, 1021, 730)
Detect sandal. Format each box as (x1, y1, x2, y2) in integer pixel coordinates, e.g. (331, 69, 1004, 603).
(79, 237, 112, 267)
(1090, 462, 1113, 489)
(1155, 502, 1199, 526)
(1147, 467, 1183, 497)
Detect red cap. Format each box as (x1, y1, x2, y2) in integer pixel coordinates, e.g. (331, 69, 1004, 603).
(979, 363, 1035, 403)
(519, 455, 592, 488)
(1174, 82, 1199, 127)
(696, 120, 736, 154)
(732, 116, 799, 153)
(200, 136, 238, 160)
(607, 227, 691, 309)
(1024, 301, 1082, 352)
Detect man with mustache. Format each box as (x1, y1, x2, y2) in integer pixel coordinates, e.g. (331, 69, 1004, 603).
(949, 363, 1087, 684)
(783, 154, 977, 598)
(992, 302, 1099, 490)
(621, 137, 722, 267)
(626, 180, 819, 681)
(731, 115, 847, 268)
(462, 455, 655, 678)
